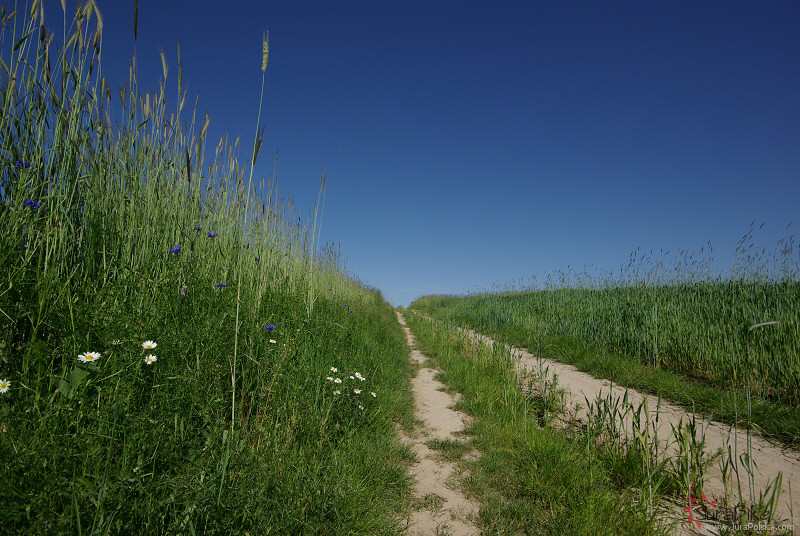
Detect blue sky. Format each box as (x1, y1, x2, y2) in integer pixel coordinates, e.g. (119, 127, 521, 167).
(45, 1, 800, 306)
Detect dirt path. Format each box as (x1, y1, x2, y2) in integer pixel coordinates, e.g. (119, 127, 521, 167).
(396, 312, 480, 536)
(461, 324, 799, 533)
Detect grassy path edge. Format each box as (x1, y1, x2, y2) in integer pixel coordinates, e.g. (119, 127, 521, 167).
(402, 310, 669, 535)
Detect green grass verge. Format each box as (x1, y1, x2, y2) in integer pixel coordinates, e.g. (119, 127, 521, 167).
(404, 311, 669, 536)
(0, 4, 416, 533)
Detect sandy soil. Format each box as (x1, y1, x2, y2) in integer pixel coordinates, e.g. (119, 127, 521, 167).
(396, 311, 480, 536)
(462, 325, 799, 535)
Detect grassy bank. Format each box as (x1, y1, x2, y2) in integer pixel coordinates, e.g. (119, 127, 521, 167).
(0, 3, 414, 533)
(409, 252, 800, 447)
(403, 311, 668, 535)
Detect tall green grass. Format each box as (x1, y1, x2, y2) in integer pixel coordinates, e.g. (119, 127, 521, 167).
(411, 228, 800, 443)
(0, 3, 413, 533)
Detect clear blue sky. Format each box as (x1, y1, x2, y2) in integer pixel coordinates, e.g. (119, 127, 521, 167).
(47, 1, 800, 306)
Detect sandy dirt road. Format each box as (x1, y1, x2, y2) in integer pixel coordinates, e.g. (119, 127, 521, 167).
(396, 311, 480, 536)
(461, 324, 799, 534)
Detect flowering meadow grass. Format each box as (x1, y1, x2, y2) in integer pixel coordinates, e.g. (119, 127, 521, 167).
(0, 3, 415, 533)
(410, 235, 800, 447)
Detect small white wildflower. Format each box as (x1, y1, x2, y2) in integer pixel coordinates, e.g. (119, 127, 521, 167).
(330, 367, 338, 373)
(142, 340, 157, 350)
(269, 339, 277, 344)
(370, 392, 376, 398)
(333, 390, 341, 396)
(144, 355, 157, 365)
(354, 372, 363, 380)
(111, 340, 122, 345)
(326, 376, 334, 382)
(358, 404, 364, 410)
(353, 388, 361, 395)
(78, 351, 101, 363)
(0, 378, 10, 394)
(333, 378, 342, 384)
(349, 375, 354, 380)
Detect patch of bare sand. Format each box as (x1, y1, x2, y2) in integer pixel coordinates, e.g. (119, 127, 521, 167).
(462, 325, 799, 535)
(396, 311, 480, 536)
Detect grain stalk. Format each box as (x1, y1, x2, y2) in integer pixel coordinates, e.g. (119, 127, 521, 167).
(232, 31, 268, 434)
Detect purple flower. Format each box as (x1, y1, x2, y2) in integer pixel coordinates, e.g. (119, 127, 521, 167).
(15, 160, 31, 168)
(23, 199, 41, 209)
(178, 289, 186, 296)
(207, 232, 218, 238)
(193, 226, 202, 231)
(215, 283, 227, 288)
(168, 246, 181, 254)
(255, 257, 261, 261)
(264, 324, 276, 332)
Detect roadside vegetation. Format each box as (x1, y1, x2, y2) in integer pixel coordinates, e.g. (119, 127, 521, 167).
(404, 312, 794, 535)
(410, 235, 800, 448)
(0, 3, 414, 534)
(404, 312, 668, 535)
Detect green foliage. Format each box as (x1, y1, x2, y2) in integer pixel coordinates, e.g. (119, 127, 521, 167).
(405, 313, 665, 535)
(410, 242, 800, 446)
(0, 3, 413, 533)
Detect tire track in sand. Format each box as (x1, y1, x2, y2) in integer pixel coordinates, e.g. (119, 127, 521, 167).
(461, 323, 799, 534)
(396, 311, 480, 536)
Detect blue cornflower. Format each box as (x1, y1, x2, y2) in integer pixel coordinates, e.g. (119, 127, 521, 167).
(193, 226, 202, 231)
(23, 199, 41, 209)
(264, 324, 276, 332)
(215, 283, 227, 288)
(255, 257, 261, 261)
(15, 160, 31, 168)
(207, 232, 218, 238)
(168, 245, 181, 254)
(179, 289, 186, 296)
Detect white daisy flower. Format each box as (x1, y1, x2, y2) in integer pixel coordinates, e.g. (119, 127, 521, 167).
(142, 340, 157, 350)
(353, 388, 361, 395)
(144, 355, 157, 365)
(354, 372, 363, 380)
(334, 378, 342, 384)
(358, 404, 364, 410)
(330, 367, 338, 373)
(370, 392, 376, 398)
(333, 390, 341, 396)
(78, 351, 101, 363)
(0, 378, 10, 393)
(111, 340, 123, 346)
(326, 376, 334, 382)
(269, 339, 277, 344)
